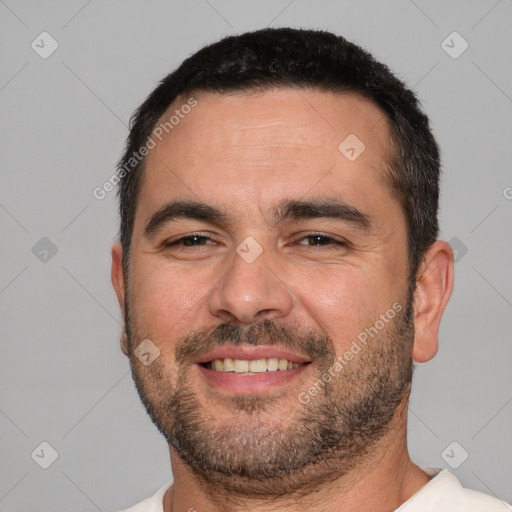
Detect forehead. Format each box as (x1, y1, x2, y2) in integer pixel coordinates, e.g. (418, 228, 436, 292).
(138, 88, 396, 218)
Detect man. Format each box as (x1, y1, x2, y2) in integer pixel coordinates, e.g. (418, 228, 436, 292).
(110, 28, 509, 511)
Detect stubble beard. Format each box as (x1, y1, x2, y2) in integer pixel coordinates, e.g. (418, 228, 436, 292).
(126, 301, 414, 498)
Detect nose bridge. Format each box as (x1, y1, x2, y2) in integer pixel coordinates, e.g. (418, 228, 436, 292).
(207, 237, 294, 323)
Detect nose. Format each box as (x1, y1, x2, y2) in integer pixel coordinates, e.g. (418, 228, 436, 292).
(207, 245, 294, 324)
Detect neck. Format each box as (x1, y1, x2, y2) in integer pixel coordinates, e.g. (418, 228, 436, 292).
(163, 405, 430, 512)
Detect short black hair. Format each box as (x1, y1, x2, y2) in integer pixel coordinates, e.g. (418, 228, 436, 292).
(117, 27, 440, 282)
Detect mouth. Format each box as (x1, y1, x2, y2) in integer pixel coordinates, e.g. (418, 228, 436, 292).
(194, 345, 313, 393)
(201, 357, 306, 374)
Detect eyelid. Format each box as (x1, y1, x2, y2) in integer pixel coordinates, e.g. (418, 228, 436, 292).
(162, 231, 349, 249)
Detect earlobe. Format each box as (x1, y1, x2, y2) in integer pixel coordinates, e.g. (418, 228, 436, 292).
(412, 241, 454, 363)
(120, 331, 129, 356)
(112, 243, 129, 356)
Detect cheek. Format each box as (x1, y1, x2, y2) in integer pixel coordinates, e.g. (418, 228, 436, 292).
(128, 257, 211, 341)
(289, 265, 393, 348)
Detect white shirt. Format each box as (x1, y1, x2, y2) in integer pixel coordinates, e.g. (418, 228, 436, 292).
(117, 468, 510, 511)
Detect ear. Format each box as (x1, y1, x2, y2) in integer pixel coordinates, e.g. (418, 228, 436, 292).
(111, 242, 125, 310)
(412, 241, 454, 363)
(111, 243, 129, 356)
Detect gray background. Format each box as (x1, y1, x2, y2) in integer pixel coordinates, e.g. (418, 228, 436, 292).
(1, 0, 511, 510)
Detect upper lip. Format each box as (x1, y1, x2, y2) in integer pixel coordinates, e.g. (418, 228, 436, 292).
(194, 345, 312, 364)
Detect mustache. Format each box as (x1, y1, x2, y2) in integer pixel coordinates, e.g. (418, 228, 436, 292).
(175, 319, 334, 364)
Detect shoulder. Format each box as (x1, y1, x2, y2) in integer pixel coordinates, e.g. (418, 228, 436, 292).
(115, 481, 173, 512)
(398, 468, 511, 511)
(459, 485, 511, 510)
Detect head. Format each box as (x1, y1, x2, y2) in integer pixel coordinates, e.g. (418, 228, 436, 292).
(111, 28, 453, 495)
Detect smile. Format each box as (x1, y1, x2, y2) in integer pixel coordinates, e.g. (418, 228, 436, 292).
(202, 357, 306, 374)
(194, 345, 313, 392)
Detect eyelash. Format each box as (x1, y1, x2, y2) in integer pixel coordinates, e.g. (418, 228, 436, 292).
(164, 234, 216, 249)
(163, 233, 348, 250)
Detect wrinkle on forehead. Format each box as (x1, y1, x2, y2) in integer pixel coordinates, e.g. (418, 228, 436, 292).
(135, 88, 402, 241)
(146, 88, 392, 170)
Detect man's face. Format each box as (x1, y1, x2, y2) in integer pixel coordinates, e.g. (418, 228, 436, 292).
(121, 89, 414, 493)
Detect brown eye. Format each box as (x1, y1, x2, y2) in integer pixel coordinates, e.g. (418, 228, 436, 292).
(297, 234, 347, 247)
(305, 235, 332, 246)
(181, 236, 210, 247)
(165, 235, 215, 248)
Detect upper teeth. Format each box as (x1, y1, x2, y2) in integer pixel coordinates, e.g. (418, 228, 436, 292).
(207, 358, 302, 373)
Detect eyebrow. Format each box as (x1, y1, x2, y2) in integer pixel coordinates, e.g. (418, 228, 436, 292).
(144, 201, 231, 237)
(143, 198, 370, 238)
(273, 198, 370, 230)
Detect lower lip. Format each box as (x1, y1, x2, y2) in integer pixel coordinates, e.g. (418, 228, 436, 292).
(196, 364, 310, 393)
